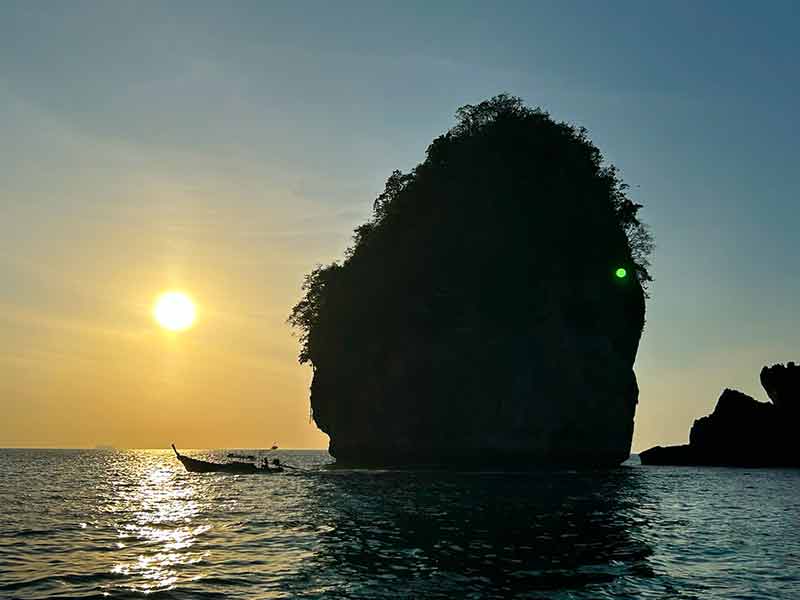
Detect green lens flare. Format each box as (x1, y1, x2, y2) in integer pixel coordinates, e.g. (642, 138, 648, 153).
(615, 267, 627, 279)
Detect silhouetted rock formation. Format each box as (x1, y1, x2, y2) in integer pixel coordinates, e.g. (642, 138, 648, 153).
(640, 363, 800, 467)
(290, 95, 652, 467)
(760, 361, 800, 414)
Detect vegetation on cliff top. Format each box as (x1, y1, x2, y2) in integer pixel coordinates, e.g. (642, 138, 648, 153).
(289, 95, 653, 366)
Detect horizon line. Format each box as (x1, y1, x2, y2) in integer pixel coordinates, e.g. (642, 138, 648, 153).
(0, 446, 330, 450)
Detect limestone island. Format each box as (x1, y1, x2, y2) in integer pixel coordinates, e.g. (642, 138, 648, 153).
(640, 362, 800, 467)
(290, 95, 653, 468)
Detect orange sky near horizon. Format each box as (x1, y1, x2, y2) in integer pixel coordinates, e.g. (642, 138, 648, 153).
(0, 164, 334, 450)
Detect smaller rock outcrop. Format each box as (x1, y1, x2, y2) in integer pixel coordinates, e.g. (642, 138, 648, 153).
(760, 361, 800, 414)
(640, 363, 799, 467)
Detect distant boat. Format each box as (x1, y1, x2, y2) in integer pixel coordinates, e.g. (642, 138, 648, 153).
(171, 444, 283, 474)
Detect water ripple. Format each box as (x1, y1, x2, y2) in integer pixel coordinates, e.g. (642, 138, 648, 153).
(0, 450, 798, 598)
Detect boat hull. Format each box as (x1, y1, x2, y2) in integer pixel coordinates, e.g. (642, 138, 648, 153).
(172, 445, 283, 474)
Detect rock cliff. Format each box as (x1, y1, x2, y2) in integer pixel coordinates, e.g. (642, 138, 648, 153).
(291, 96, 651, 467)
(760, 362, 800, 414)
(640, 362, 799, 467)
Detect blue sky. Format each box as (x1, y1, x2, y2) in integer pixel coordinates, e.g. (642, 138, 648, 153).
(1, 1, 798, 449)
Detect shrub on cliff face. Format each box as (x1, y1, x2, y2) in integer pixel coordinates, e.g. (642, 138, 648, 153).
(289, 94, 652, 372)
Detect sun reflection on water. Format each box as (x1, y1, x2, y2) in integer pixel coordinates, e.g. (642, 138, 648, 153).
(103, 455, 208, 594)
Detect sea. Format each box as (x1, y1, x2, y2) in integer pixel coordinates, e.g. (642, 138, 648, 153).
(0, 449, 798, 599)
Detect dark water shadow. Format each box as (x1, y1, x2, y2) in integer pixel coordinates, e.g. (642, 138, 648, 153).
(285, 467, 654, 598)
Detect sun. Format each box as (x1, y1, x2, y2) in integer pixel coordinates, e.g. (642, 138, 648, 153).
(153, 292, 196, 331)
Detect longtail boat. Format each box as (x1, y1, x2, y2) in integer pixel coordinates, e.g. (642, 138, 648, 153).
(172, 444, 284, 474)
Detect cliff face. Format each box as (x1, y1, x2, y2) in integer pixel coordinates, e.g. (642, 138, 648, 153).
(640, 363, 799, 467)
(293, 96, 650, 467)
(760, 362, 800, 414)
(311, 287, 644, 467)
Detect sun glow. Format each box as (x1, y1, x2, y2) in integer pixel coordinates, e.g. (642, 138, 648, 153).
(153, 292, 196, 331)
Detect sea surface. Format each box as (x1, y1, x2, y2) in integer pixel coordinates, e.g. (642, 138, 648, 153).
(0, 449, 798, 599)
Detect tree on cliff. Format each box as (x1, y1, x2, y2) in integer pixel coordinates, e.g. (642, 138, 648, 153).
(289, 94, 653, 370)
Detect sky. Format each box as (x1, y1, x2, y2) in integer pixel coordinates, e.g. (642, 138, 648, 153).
(1, 1, 798, 450)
